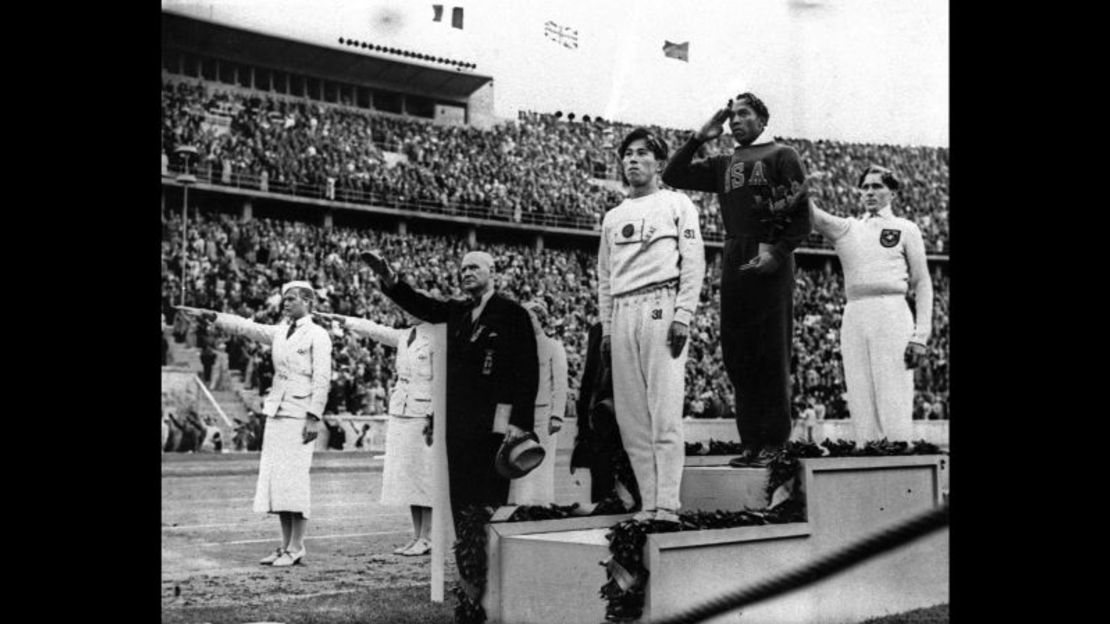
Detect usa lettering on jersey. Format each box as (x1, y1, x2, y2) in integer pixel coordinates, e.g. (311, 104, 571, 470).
(748, 161, 768, 186)
(725, 159, 769, 192)
(727, 161, 745, 191)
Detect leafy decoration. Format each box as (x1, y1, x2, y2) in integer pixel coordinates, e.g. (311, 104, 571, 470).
(452, 505, 493, 624)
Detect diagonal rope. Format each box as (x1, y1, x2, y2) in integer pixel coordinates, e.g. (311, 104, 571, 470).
(653, 503, 950, 624)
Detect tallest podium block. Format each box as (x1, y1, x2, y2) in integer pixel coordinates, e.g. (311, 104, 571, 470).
(483, 455, 948, 623)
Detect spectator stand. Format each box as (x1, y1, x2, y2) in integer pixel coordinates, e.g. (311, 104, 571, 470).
(161, 206, 949, 455)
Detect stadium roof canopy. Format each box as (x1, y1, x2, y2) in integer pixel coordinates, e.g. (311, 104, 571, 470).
(162, 11, 493, 102)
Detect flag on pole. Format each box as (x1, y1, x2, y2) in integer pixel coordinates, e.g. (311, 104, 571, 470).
(433, 5, 463, 29)
(663, 40, 689, 61)
(544, 20, 578, 49)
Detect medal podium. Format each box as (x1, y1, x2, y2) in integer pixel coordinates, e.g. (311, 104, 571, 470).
(481, 455, 948, 623)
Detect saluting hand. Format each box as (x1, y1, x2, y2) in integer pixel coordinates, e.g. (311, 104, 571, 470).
(359, 250, 397, 288)
(695, 99, 733, 142)
(176, 306, 216, 324)
(904, 342, 927, 369)
(666, 321, 689, 358)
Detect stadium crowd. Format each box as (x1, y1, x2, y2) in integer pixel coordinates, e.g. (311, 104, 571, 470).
(161, 210, 950, 423)
(161, 79, 950, 250)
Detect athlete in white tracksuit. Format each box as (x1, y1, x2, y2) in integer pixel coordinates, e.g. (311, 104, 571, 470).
(810, 166, 933, 442)
(598, 128, 705, 523)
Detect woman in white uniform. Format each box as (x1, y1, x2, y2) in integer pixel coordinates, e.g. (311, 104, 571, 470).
(508, 301, 568, 506)
(323, 312, 439, 556)
(178, 281, 333, 567)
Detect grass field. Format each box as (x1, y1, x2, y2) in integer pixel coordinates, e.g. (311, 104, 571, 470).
(162, 583, 947, 624)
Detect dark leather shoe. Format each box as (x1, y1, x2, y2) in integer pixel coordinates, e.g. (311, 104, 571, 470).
(749, 445, 785, 467)
(728, 446, 760, 467)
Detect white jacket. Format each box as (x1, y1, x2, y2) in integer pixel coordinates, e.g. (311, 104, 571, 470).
(346, 318, 438, 418)
(217, 313, 332, 418)
(535, 335, 569, 425)
(597, 189, 705, 335)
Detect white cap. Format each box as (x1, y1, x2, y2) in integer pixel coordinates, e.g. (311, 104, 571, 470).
(282, 280, 314, 296)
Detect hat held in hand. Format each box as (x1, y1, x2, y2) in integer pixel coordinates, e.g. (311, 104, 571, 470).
(495, 431, 546, 479)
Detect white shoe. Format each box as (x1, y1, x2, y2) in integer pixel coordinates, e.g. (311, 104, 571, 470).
(402, 538, 431, 556)
(259, 547, 284, 565)
(272, 547, 305, 567)
(393, 538, 418, 555)
(654, 509, 680, 525)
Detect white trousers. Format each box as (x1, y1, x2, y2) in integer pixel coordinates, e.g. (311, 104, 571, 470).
(507, 405, 559, 506)
(841, 295, 915, 443)
(610, 285, 687, 512)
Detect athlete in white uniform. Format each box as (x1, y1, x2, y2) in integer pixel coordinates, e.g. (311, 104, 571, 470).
(508, 301, 568, 506)
(810, 166, 933, 442)
(598, 127, 706, 525)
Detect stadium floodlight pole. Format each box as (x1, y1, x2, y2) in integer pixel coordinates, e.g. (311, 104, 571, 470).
(174, 145, 198, 307)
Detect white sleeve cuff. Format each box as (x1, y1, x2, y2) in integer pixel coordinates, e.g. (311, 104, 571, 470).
(673, 308, 693, 326)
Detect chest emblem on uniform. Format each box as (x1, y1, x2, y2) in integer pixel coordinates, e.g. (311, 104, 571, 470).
(482, 348, 495, 375)
(622, 223, 635, 238)
(880, 229, 901, 248)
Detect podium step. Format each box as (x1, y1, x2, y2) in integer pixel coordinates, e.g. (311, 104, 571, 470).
(680, 466, 770, 512)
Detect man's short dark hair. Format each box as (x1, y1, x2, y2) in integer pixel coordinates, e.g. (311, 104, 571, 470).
(856, 165, 902, 191)
(618, 127, 669, 162)
(734, 92, 770, 125)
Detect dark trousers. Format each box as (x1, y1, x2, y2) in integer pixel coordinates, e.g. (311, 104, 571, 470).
(447, 431, 509, 521)
(586, 408, 640, 507)
(446, 431, 509, 582)
(720, 245, 796, 449)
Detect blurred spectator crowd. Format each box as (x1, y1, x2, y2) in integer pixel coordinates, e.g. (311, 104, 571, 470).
(162, 79, 949, 251)
(161, 209, 950, 423)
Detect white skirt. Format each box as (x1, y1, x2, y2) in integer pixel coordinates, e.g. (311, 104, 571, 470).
(380, 415, 434, 508)
(507, 407, 559, 506)
(253, 413, 315, 517)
